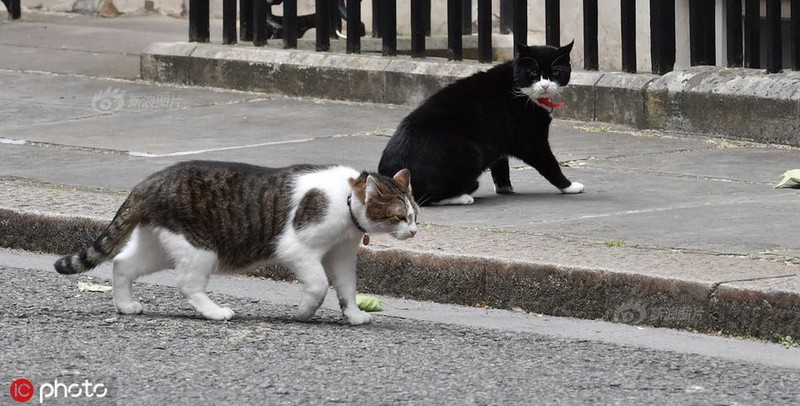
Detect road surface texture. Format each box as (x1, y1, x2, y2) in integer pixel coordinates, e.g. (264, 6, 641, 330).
(1, 250, 799, 405)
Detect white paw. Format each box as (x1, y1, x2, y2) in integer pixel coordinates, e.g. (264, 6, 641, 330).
(432, 194, 475, 206)
(560, 182, 585, 194)
(202, 306, 235, 321)
(115, 301, 144, 315)
(494, 185, 514, 194)
(294, 307, 316, 322)
(345, 310, 373, 325)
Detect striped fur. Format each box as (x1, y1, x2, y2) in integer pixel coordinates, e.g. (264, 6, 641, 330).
(54, 194, 141, 274)
(52, 160, 418, 325)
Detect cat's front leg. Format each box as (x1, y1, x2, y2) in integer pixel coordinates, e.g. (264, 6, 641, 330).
(287, 257, 330, 322)
(490, 156, 514, 194)
(323, 239, 372, 326)
(523, 147, 584, 194)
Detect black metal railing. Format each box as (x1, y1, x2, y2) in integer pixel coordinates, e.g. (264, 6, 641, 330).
(187, 0, 800, 75)
(2, 0, 21, 19)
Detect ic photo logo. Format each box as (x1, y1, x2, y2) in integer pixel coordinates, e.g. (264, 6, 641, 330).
(8, 378, 107, 403)
(91, 87, 126, 113)
(9, 378, 34, 403)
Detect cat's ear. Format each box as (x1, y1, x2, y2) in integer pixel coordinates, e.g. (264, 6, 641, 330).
(365, 175, 383, 201)
(560, 40, 574, 55)
(514, 41, 529, 55)
(392, 169, 411, 190)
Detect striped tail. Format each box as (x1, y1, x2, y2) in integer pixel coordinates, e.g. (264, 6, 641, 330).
(54, 195, 141, 275)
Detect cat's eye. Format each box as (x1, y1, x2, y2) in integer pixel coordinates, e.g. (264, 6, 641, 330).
(552, 71, 560, 76)
(391, 215, 406, 224)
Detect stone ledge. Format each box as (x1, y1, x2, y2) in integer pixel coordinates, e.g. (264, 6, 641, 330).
(3, 207, 797, 339)
(141, 43, 800, 146)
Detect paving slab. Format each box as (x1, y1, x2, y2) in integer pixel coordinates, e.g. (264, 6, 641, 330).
(0, 94, 407, 155)
(0, 43, 141, 78)
(586, 146, 800, 185)
(548, 124, 714, 162)
(0, 70, 259, 114)
(0, 14, 194, 78)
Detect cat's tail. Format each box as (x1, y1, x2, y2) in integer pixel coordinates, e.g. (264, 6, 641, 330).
(54, 194, 143, 275)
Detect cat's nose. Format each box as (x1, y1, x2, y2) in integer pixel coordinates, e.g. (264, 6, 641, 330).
(541, 84, 550, 91)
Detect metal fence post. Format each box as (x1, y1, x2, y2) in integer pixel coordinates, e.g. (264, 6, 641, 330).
(744, 0, 760, 68)
(223, 0, 237, 44)
(253, 0, 267, 46)
(621, 0, 636, 72)
(513, 0, 527, 57)
(477, 0, 491, 62)
(583, 0, 598, 70)
(282, 0, 298, 48)
(315, 0, 331, 51)
(372, 0, 381, 37)
(545, 0, 560, 46)
(689, 0, 716, 66)
(411, 0, 426, 58)
(766, 0, 782, 73)
(448, 0, 463, 61)
(382, 0, 397, 56)
(793, 0, 800, 70)
(189, 0, 210, 43)
(346, 0, 361, 53)
(650, 0, 675, 74)
(725, 0, 743, 67)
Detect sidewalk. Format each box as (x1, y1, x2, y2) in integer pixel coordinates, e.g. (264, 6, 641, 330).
(1, 13, 798, 338)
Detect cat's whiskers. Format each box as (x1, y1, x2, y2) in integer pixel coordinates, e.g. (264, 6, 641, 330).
(511, 87, 538, 107)
(415, 192, 435, 206)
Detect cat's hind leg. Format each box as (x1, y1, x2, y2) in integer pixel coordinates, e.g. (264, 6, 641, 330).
(491, 156, 514, 194)
(112, 226, 171, 315)
(403, 137, 484, 206)
(430, 180, 477, 206)
(323, 238, 372, 325)
(158, 230, 233, 321)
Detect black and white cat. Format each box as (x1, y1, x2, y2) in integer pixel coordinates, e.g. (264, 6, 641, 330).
(378, 41, 583, 206)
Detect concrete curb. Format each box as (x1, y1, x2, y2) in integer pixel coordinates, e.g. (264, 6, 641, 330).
(2, 207, 798, 339)
(141, 43, 800, 147)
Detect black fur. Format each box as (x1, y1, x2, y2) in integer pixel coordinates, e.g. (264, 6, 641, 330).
(378, 42, 577, 205)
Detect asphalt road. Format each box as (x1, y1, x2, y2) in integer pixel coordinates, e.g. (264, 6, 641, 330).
(1, 251, 798, 405)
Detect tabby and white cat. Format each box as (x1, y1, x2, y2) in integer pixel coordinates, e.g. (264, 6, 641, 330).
(55, 161, 418, 325)
(379, 41, 583, 205)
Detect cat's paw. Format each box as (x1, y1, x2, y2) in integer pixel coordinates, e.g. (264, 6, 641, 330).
(202, 306, 235, 321)
(560, 182, 585, 194)
(431, 194, 475, 206)
(115, 301, 144, 315)
(294, 307, 316, 322)
(494, 185, 514, 194)
(344, 309, 373, 326)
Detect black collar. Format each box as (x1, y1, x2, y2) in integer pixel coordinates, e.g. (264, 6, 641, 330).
(347, 194, 367, 234)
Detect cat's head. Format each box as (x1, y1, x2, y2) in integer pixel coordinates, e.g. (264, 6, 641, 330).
(513, 41, 574, 107)
(349, 169, 419, 240)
